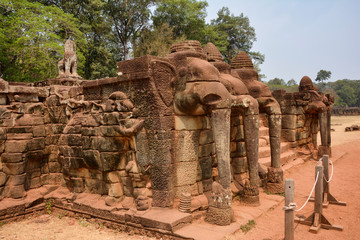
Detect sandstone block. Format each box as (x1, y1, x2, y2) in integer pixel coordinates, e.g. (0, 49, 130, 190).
(282, 115, 297, 129)
(6, 133, 33, 140)
(3, 185, 26, 198)
(28, 138, 45, 151)
(63, 125, 81, 134)
(175, 130, 199, 162)
(3, 162, 25, 175)
(282, 129, 296, 142)
(151, 190, 173, 207)
(7, 174, 26, 186)
(198, 143, 215, 158)
(32, 126, 46, 137)
(85, 178, 107, 195)
(1, 153, 22, 163)
(175, 115, 210, 130)
(28, 177, 42, 189)
(199, 156, 213, 180)
(81, 127, 99, 136)
(150, 164, 173, 191)
(5, 140, 29, 153)
(92, 137, 129, 152)
(231, 157, 248, 174)
(174, 161, 198, 186)
(199, 129, 213, 145)
(0, 172, 7, 186)
(100, 152, 126, 171)
(48, 162, 62, 173)
(83, 150, 101, 169)
(108, 182, 124, 197)
(16, 115, 44, 126)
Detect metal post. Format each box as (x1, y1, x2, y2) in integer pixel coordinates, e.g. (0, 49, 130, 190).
(284, 179, 295, 240)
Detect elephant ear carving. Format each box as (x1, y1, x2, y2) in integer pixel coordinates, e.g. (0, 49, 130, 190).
(151, 60, 176, 107)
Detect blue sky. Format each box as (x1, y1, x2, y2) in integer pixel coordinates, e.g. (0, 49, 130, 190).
(205, 0, 360, 83)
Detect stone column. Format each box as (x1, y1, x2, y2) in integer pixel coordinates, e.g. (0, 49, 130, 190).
(243, 113, 260, 204)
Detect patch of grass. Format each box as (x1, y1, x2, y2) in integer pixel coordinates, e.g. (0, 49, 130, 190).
(264, 190, 285, 197)
(0, 221, 6, 228)
(79, 218, 89, 227)
(45, 199, 54, 215)
(240, 219, 256, 233)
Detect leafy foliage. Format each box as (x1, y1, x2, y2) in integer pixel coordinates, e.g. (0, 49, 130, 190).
(2, 0, 265, 82)
(315, 69, 331, 83)
(134, 23, 186, 57)
(0, 0, 85, 82)
(265, 78, 298, 92)
(210, 7, 264, 64)
(324, 79, 360, 107)
(152, 0, 208, 42)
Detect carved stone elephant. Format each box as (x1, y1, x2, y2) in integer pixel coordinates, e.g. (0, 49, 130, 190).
(231, 52, 284, 193)
(298, 76, 330, 157)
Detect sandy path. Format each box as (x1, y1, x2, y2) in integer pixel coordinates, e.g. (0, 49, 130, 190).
(232, 116, 360, 240)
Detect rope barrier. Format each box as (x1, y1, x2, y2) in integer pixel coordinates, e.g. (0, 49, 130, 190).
(295, 171, 319, 212)
(324, 158, 334, 183)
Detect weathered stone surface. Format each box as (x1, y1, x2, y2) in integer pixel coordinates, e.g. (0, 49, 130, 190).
(108, 182, 124, 197)
(5, 140, 29, 153)
(100, 152, 126, 171)
(231, 157, 248, 174)
(7, 174, 26, 186)
(282, 115, 296, 129)
(0, 172, 7, 186)
(174, 161, 198, 186)
(3, 185, 26, 198)
(1, 153, 22, 163)
(3, 162, 25, 175)
(175, 130, 199, 162)
(175, 116, 210, 130)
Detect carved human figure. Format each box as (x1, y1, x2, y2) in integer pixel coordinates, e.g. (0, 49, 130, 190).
(203, 42, 260, 204)
(231, 51, 283, 194)
(58, 39, 81, 78)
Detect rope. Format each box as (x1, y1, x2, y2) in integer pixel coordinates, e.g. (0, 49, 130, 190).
(324, 158, 334, 183)
(295, 171, 319, 212)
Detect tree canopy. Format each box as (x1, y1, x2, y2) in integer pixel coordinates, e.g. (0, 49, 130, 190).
(2, 0, 264, 82)
(0, 0, 85, 82)
(209, 7, 264, 64)
(315, 69, 332, 83)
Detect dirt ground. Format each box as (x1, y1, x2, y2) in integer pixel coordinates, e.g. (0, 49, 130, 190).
(0, 116, 359, 240)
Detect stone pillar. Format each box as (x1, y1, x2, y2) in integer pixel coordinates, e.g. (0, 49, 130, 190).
(243, 113, 260, 205)
(266, 114, 284, 194)
(206, 108, 234, 225)
(211, 109, 231, 190)
(318, 111, 331, 157)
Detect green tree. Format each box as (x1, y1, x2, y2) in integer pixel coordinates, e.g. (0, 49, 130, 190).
(315, 70, 331, 83)
(267, 78, 286, 86)
(133, 23, 186, 57)
(32, 0, 118, 80)
(152, 0, 208, 42)
(106, 0, 155, 60)
(210, 7, 264, 64)
(287, 79, 297, 86)
(0, 0, 85, 82)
